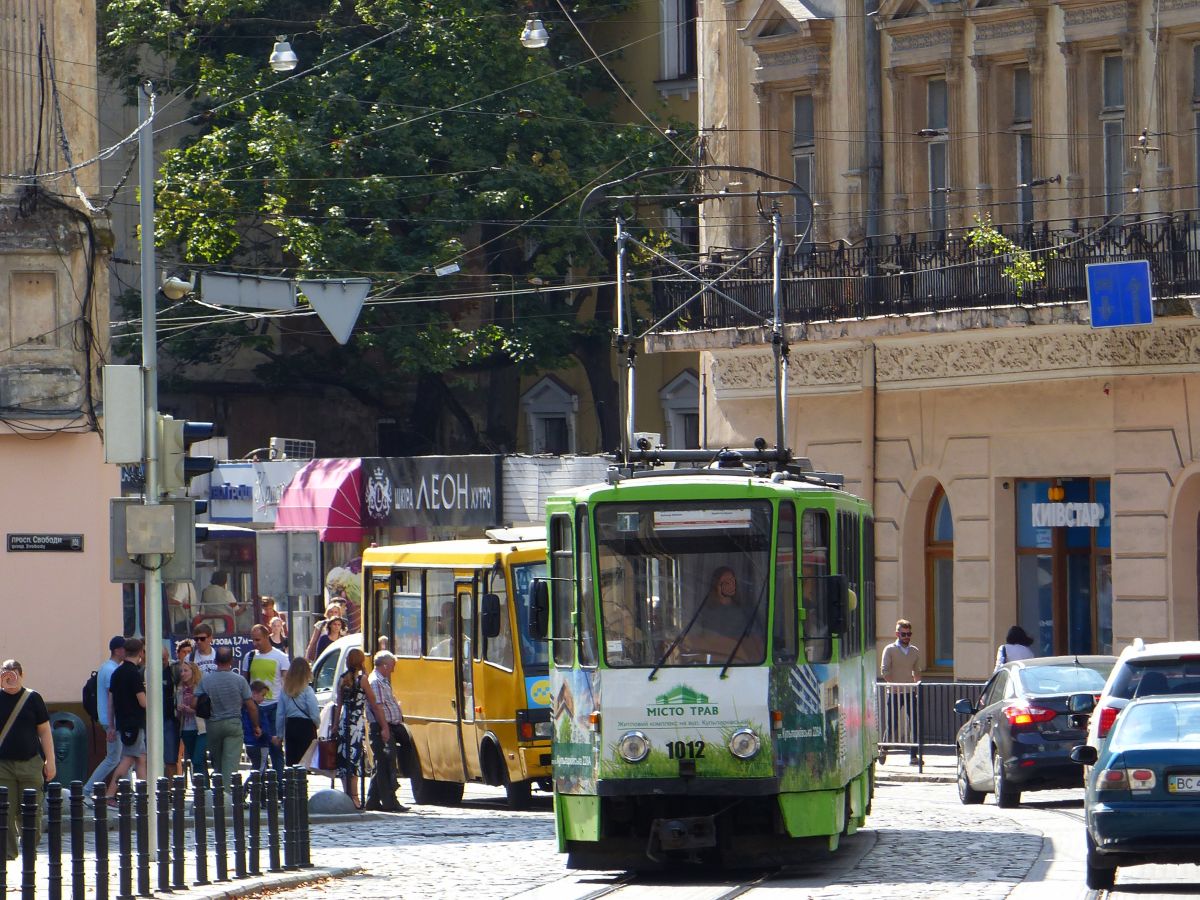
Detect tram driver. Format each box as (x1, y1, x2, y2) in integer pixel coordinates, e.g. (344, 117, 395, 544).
(683, 566, 764, 663)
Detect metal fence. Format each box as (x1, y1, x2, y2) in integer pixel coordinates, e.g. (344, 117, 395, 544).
(650, 212, 1200, 331)
(876, 680, 986, 772)
(0, 767, 310, 899)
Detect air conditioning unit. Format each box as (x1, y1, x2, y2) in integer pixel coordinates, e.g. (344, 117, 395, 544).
(269, 437, 316, 460)
(633, 432, 662, 450)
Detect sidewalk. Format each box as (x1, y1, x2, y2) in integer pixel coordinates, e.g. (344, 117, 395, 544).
(875, 748, 956, 784)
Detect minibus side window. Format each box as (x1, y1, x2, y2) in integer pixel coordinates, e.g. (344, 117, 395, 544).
(425, 569, 455, 659)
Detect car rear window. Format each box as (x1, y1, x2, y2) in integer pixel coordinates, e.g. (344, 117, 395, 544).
(1109, 699, 1200, 750)
(1016, 664, 1109, 695)
(1110, 659, 1200, 700)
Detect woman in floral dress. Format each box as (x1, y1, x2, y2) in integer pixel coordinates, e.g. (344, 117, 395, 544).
(333, 648, 385, 809)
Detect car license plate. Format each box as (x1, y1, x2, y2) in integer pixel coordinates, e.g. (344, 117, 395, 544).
(1169, 775, 1200, 793)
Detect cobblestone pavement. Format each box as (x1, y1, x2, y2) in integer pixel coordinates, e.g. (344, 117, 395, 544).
(251, 779, 1056, 900)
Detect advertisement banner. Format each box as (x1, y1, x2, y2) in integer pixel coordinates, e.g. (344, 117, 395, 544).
(361, 456, 502, 528)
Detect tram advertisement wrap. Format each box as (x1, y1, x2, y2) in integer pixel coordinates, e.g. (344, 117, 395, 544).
(597, 669, 773, 781)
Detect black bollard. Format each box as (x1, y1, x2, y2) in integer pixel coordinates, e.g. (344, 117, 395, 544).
(246, 773, 261, 877)
(48, 782, 63, 900)
(135, 781, 150, 897)
(0, 785, 7, 896)
(69, 782, 85, 900)
(170, 777, 186, 891)
(265, 773, 282, 873)
(231, 774, 247, 879)
(191, 773, 209, 886)
(116, 781, 133, 900)
(20, 787, 37, 900)
(154, 779, 170, 894)
(211, 774, 228, 882)
(281, 768, 295, 870)
(299, 767, 311, 868)
(93, 782, 110, 900)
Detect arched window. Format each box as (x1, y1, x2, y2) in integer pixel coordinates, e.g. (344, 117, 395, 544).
(926, 487, 954, 670)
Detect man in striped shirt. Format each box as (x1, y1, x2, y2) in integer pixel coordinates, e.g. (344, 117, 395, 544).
(365, 652, 409, 812)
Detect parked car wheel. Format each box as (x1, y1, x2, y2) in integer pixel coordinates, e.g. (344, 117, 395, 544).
(993, 751, 1021, 808)
(957, 750, 985, 805)
(1085, 832, 1117, 890)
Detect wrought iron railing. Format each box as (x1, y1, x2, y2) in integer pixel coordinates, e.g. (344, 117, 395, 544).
(649, 213, 1200, 332)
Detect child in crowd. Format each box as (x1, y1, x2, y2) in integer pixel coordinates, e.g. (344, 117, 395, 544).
(242, 680, 275, 778)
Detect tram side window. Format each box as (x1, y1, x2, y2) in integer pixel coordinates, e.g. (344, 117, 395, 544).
(550, 514, 575, 667)
(802, 509, 832, 663)
(482, 568, 514, 670)
(864, 517, 876, 651)
(577, 508, 599, 667)
(838, 511, 863, 656)
(773, 502, 799, 662)
(425, 569, 455, 659)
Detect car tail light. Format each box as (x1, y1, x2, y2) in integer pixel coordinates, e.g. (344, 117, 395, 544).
(1003, 704, 1058, 727)
(1096, 767, 1129, 791)
(1097, 705, 1120, 739)
(1129, 768, 1157, 790)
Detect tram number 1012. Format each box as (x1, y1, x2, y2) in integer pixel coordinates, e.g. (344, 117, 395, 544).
(666, 740, 706, 759)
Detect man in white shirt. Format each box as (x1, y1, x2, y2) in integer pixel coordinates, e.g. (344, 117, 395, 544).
(191, 624, 218, 675)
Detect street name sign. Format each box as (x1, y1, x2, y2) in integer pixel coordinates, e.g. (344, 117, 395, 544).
(7, 533, 83, 552)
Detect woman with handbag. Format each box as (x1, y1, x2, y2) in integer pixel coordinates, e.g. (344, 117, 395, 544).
(276, 658, 320, 766)
(0, 659, 54, 861)
(332, 649, 386, 810)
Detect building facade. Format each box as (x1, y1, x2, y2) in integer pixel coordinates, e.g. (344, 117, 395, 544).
(1, 0, 122, 702)
(646, 0, 1200, 679)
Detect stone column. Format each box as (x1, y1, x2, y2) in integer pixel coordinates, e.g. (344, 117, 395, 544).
(971, 55, 993, 215)
(887, 67, 911, 234)
(1058, 41, 1084, 218)
(1120, 28, 1143, 215)
(1151, 30, 1174, 211)
(946, 60, 967, 229)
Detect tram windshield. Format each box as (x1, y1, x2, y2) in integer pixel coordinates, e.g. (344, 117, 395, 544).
(594, 500, 772, 667)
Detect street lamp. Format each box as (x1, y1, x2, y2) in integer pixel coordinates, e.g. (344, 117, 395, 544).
(520, 18, 549, 49)
(269, 36, 299, 72)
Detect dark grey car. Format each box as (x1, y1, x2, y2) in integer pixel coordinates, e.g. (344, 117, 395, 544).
(954, 655, 1115, 807)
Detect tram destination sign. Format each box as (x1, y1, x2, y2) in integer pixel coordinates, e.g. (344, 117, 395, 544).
(7, 533, 84, 552)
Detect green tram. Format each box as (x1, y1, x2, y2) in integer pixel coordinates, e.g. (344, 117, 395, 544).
(535, 456, 878, 870)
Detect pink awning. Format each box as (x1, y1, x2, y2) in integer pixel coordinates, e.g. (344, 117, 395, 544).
(276, 457, 364, 543)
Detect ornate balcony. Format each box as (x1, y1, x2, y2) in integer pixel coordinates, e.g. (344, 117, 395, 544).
(648, 213, 1200, 333)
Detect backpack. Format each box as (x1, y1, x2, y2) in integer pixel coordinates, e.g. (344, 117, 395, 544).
(82, 670, 99, 723)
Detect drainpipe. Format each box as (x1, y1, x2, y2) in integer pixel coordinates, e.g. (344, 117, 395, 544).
(865, 0, 883, 242)
(863, 342, 876, 508)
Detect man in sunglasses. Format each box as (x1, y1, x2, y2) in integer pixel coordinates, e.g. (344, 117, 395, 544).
(192, 624, 218, 676)
(880, 618, 922, 765)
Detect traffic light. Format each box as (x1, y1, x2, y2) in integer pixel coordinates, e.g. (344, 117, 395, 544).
(157, 414, 215, 495)
(194, 499, 209, 544)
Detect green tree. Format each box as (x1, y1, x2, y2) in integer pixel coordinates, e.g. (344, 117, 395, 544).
(101, 0, 687, 453)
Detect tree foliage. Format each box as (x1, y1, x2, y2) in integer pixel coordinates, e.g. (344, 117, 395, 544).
(966, 214, 1055, 298)
(100, 0, 688, 451)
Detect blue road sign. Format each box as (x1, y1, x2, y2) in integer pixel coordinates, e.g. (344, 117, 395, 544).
(1087, 260, 1153, 328)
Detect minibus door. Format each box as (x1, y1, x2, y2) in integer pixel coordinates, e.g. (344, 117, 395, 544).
(455, 583, 481, 780)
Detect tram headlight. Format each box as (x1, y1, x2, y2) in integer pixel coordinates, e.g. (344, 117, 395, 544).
(728, 728, 761, 760)
(617, 731, 652, 763)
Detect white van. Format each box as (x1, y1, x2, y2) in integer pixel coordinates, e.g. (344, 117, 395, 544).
(311, 634, 362, 711)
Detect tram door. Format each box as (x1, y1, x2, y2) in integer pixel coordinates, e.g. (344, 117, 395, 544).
(455, 580, 480, 778)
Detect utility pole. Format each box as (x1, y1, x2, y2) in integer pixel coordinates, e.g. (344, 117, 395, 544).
(138, 82, 164, 854)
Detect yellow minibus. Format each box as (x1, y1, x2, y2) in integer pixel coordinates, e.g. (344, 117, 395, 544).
(361, 527, 551, 807)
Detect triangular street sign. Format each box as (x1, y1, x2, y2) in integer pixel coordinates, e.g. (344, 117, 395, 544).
(299, 278, 371, 345)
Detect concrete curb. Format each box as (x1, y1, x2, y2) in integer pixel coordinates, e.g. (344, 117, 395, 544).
(876, 772, 955, 785)
(186, 864, 362, 899)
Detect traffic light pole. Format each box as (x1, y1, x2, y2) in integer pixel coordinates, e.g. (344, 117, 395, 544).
(138, 83, 164, 854)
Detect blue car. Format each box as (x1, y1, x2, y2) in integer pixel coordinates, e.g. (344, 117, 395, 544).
(1072, 695, 1200, 890)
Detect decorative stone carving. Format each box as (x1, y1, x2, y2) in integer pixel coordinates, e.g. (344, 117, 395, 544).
(974, 18, 1038, 43)
(709, 324, 1200, 395)
(758, 47, 821, 70)
(1063, 3, 1128, 28)
(892, 28, 955, 53)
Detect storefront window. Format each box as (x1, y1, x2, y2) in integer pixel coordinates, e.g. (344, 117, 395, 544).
(926, 487, 954, 669)
(1016, 478, 1111, 655)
